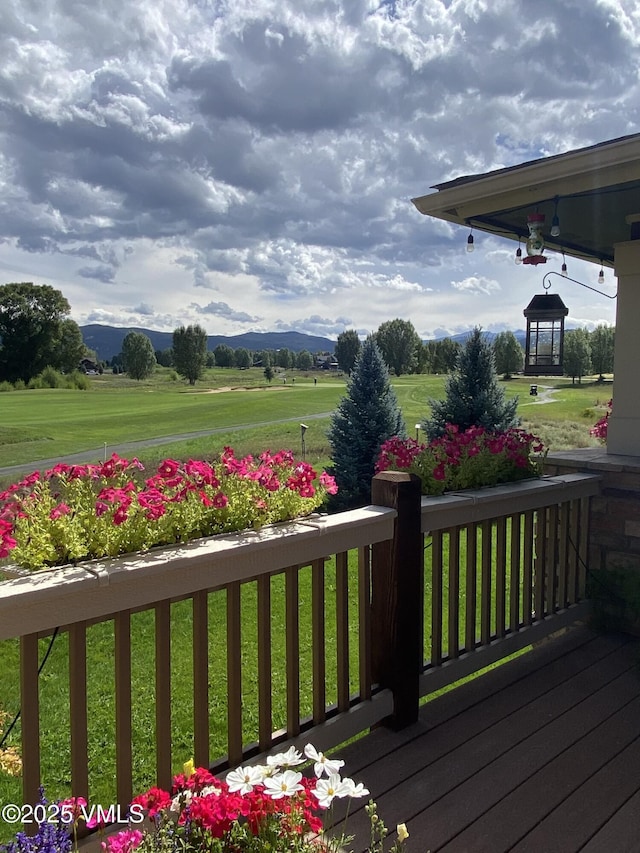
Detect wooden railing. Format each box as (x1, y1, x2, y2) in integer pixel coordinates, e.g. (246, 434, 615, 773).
(0, 472, 600, 811)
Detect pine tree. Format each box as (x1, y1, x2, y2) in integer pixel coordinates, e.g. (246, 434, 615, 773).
(423, 328, 519, 440)
(328, 337, 406, 509)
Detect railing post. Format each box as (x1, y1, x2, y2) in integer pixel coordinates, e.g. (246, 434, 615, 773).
(371, 471, 423, 729)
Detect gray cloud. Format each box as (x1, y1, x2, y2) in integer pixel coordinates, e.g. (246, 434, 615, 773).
(0, 0, 631, 335)
(192, 301, 261, 323)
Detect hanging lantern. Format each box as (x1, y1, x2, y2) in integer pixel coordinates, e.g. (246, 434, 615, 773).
(522, 213, 547, 265)
(523, 290, 568, 376)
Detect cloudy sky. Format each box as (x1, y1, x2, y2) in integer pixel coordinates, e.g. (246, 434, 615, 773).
(1, 0, 636, 342)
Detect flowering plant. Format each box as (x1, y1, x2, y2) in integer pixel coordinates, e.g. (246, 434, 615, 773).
(376, 424, 546, 496)
(590, 398, 612, 443)
(0, 449, 337, 572)
(0, 746, 408, 853)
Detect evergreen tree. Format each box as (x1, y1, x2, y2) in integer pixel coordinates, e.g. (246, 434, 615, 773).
(423, 327, 519, 439)
(327, 337, 406, 509)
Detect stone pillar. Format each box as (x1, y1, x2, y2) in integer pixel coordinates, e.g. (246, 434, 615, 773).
(607, 237, 640, 455)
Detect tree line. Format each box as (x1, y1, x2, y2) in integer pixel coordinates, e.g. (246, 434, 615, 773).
(0, 283, 615, 387)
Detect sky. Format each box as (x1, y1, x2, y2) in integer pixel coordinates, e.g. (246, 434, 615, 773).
(1, 0, 637, 343)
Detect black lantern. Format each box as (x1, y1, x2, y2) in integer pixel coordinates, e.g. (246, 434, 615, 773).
(523, 292, 568, 376)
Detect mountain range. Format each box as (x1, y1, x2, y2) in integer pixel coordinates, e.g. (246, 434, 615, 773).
(80, 325, 338, 361)
(80, 324, 530, 362)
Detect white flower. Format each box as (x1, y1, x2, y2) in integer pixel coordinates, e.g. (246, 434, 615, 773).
(266, 746, 304, 770)
(170, 789, 192, 813)
(226, 765, 265, 794)
(263, 769, 304, 799)
(199, 785, 222, 797)
(313, 774, 349, 808)
(397, 823, 409, 842)
(338, 776, 370, 799)
(304, 743, 345, 778)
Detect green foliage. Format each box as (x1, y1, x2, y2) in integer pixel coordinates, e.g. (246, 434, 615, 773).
(563, 328, 592, 384)
(121, 332, 157, 381)
(0, 382, 12, 393)
(173, 324, 208, 385)
(375, 318, 421, 376)
(57, 318, 88, 373)
(38, 366, 65, 388)
(328, 337, 406, 509)
(233, 347, 252, 369)
(155, 347, 174, 367)
(0, 282, 72, 384)
(425, 337, 462, 373)
(493, 330, 524, 378)
(295, 349, 313, 370)
(423, 328, 519, 440)
(264, 365, 275, 382)
(275, 347, 294, 369)
(335, 329, 361, 375)
(589, 324, 615, 380)
(213, 343, 234, 367)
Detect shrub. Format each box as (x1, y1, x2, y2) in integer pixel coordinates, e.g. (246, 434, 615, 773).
(13, 380, 25, 391)
(66, 370, 90, 390)
(38, 366, 64, 388)
(0, 382, 13, 393)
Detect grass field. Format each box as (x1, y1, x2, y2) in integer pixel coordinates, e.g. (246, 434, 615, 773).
(0, 366, 610, 833)
(0, 367, 608, 474)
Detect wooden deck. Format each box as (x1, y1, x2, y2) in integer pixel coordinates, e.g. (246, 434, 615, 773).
(333, 624, 640, 853)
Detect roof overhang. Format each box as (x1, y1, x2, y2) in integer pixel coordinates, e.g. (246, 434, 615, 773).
(411, 133, 640, 267)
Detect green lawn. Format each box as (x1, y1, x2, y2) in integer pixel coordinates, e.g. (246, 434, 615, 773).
(0, 369, 607, 473)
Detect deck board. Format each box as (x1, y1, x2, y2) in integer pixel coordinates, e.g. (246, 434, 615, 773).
(332, 625, 640, 853)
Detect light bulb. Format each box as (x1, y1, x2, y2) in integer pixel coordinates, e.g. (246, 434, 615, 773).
(466, 233, 474, 253)
(551, 214, 560, 238)
(515, 246, 522, 265)
(561, 261, 568, 276)
(598, 266, 605, 285)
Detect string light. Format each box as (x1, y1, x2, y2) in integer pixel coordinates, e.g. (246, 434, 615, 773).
(551, 197, 560, 237)
(515, 238, 522, 265)
(561, 251, 567, 276)
(598, 264, 605, 285)
(466, 227, 474, 253)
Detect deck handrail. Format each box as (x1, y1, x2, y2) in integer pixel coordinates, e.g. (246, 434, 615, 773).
(0, 471, 602, 812)
(0, 505, 396, 641)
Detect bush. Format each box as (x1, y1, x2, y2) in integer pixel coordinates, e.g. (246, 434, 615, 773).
(39, 366, 64, 388)
(0, 382, 13, 393)
(66, 370, 90, 390)
(27, 377, 44, 389)
(12, 380, 25, 391)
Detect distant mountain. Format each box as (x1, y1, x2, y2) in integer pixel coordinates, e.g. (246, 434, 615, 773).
(80, 324, 336, 361)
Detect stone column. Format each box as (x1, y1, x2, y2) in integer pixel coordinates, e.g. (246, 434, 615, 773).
(607, 236, 640, 456)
